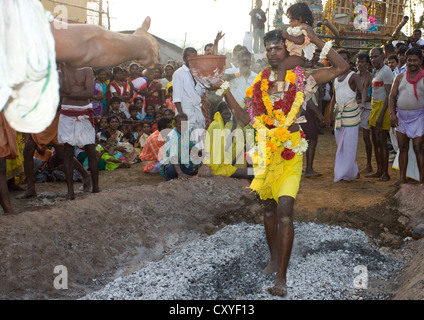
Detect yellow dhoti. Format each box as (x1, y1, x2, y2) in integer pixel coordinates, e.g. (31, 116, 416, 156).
(205, 112, 246, 177)
(250, 131, 303, 202)
(369, 100, 391, 131)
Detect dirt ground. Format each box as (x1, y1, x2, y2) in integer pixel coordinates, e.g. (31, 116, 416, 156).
(1, 127, 423, 300)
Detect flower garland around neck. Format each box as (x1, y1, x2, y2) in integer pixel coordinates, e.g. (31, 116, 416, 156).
(245, 66, 308, 167)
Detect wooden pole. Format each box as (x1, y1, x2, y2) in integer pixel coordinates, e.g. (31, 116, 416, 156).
(317, 34, 409, 42)
(99, 0, 103, 27)
(267, 0, 271, 32)
(250, 0, 254, 32)
(106, 0, 110, 30)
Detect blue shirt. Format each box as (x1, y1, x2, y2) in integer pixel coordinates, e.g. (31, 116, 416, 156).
(162, 128, 195, 168)
(393, 64, 406, 78)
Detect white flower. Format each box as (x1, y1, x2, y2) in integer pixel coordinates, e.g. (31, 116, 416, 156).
(292, 138, 309, 155)
(216, 81, 231, 96)
(283, 140, 292, 149)
(319, 41, 334, 62)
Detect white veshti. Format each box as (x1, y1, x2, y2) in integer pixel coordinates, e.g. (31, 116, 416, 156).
(0, 0, 59, 133)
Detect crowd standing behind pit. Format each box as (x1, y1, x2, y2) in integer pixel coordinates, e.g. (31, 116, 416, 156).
(4, 30, 424, 203)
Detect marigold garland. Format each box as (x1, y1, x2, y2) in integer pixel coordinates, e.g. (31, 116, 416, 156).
(245, 67, 309, 166)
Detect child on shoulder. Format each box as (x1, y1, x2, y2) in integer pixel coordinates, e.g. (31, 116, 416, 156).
(277, 2, 315, 87)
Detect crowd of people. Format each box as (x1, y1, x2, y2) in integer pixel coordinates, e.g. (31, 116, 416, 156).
(3, 14, 423, 208)
(1, 0, 424, 299)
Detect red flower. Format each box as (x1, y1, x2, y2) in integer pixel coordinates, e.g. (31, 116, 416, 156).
(300, 130, 306, 139)
(273, 99, 284, 110)
(262, 68, 271, 79)
(281, 148, 295, 160)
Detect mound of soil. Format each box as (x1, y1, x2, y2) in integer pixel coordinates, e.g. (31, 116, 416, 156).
(1, 128, 423, 300)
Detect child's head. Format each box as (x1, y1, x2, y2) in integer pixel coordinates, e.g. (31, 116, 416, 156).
(134, 97, 144, 111)
(94, 114, 101, 128)
(154, 111, 163, 123)
(163, 108, 174, 120)
(99, 116, 108, 129)
(120, 124, 131, 137)
(142, 122, 152, 135)
(145, 104, 155, 117)
(133, 121, 142, 133)
(287, 2, 314, 27)
(110, 97, 121, 112)
(167, 85, 173, 97)
(157, 118, 173, 133)
(129, 104, 139, 118)
(107, 115, 120, 130)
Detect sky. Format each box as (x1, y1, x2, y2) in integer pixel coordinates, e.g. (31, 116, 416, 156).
(106, 0, 422, 52)
(108, 0, 279, 53)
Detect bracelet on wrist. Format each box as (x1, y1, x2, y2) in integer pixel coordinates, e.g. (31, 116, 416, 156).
(319, 40, 334, 62)
(216, 81, 231, 96)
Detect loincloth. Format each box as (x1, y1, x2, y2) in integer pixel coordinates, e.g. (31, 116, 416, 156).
(58, 104, 95, 148)
(31, 111, 60, 151)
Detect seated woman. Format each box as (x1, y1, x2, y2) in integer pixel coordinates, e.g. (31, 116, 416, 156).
(99, 115, 136, 166)
(204, 101, 249, 179)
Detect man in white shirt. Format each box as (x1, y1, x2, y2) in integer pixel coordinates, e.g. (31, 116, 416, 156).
(393, 45, 407, 78)
(408, 29, 424, 48)
(229, 50, 258, 106)
(172, 47, 206, 135)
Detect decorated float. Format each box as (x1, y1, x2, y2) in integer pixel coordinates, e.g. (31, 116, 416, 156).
(273, 0, 424, 50)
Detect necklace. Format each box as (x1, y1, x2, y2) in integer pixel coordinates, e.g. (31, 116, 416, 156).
(245, 66, 309, 165)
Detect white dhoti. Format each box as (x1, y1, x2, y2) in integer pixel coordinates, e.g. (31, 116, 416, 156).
(58, 104, 95, 148)
(1, 0, 59, 133)
(182, 103, 205, 146)
(182, 103, 205, 131)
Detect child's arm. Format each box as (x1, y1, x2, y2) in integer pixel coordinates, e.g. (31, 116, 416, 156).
(282, 29, 305, 45)
(275, 55, 305, 85)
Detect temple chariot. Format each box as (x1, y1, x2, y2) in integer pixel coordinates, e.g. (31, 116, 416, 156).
(272, 0, 423, 50)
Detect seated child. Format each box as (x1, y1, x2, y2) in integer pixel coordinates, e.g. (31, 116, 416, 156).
(151, 111, 163, 133)
(140, 118, 172, 173)
(128, 104, 142, 121)
(277, 2, 315, 87)
(108, 97, 126, 124)
(161, 113, 202, 181)
(96, 116, 108, 140)
(120, 124, 135, 146)
(165, 86, 176, 113)
(134, 121, 152, 150)
(142, 104, 156, 124)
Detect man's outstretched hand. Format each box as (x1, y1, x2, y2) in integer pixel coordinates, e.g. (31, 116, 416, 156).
(134, 17, 160, 69)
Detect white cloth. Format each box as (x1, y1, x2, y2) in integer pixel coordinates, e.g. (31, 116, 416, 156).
(58, 104, 95, 148)
(392, 140, 420, 181)
(408, 38, 424, 48)
(334, 72, 357, 105)
(0, 0, 59, 133)
(229, 71, 258, 105)
(286, 26, 315, 61)
(172, 65, 206, 130)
